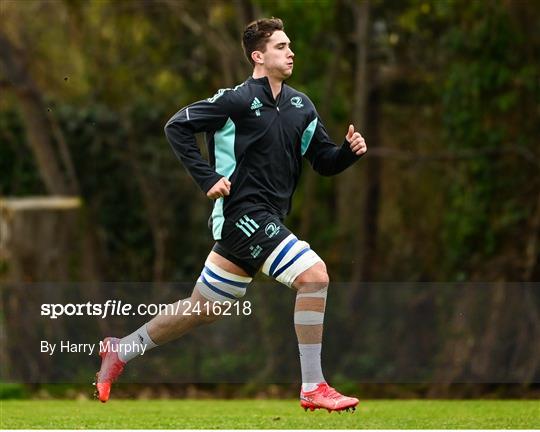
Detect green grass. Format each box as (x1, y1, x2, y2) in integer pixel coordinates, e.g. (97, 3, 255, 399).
(1, 400, 538, 429)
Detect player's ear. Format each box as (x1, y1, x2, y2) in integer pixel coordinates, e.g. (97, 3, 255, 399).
(251, 50, 264, 65)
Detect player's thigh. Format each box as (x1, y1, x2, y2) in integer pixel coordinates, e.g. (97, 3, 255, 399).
(207, 250, 250, 276)
(209, 210, 325, 289)
(213, 210, 291, 277)
(261, 230, 325, 289)
(192, 250, 253, 304)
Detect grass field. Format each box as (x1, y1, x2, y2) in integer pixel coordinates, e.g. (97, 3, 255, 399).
(1, 399, 538, 429)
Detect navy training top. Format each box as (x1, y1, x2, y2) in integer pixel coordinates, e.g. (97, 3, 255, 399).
(164, 76, 361, 240)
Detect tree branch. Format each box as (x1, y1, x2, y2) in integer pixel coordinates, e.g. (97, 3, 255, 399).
(367, 146, 540, 168)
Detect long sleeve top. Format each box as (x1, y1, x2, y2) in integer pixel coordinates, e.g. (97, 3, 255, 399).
(165, 76, 361, 240)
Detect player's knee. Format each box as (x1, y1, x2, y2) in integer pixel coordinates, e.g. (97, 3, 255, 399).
(293, 261, 329, 290)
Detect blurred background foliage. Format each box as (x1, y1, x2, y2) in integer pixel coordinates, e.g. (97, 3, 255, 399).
(1, 0, 539, 397)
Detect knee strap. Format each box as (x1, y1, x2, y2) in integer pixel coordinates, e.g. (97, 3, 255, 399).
(262, 234, 323, 288)
(197, 260, 252, 303)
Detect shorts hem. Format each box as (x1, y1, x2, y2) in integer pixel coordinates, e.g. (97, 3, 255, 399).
(212, 243, 258, 277)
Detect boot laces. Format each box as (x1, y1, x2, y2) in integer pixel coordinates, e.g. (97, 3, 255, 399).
(321, 385, 344, 400)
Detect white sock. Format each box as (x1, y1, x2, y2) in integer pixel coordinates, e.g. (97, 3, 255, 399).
(118, 323, 158, 363)
(299, 343, 325, 392)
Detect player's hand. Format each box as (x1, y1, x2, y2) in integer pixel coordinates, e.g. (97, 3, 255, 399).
(345, 124, 367, 156)
(207, 177, 231, 199)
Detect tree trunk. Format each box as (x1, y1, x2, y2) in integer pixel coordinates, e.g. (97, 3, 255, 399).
(352, 85, 381, 305)
(300, 36, 344, 239)
(0, 32, 77, 196)
(428, 286, 479, 397)
(523, 191, 540, 281)
(124, 118, 169, 282)
(0, 30, 105, 314)
(336, 0, 370, 277)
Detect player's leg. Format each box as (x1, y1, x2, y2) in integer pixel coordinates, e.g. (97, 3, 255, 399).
(292, 261, 328, 390)
(145, 251, 251, 344)
(95, 251, 252, 402)
(293, 262, 358, 412)
(261, 233, 359, 412)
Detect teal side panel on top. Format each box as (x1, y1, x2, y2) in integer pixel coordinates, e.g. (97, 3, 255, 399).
(301, 118, 318, 155)
(211, 118, 236, 240)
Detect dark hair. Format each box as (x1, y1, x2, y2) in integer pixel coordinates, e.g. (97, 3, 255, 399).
(242, 18, 284, 66)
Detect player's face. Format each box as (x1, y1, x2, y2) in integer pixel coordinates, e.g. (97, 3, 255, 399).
(261, 30, 294, 80)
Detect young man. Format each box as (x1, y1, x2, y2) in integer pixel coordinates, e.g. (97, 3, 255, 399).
(96, 18, 367, 412)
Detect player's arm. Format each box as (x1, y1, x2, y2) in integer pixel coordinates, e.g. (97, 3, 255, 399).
(164, 92, 233, 196)
(303, 114, 367, 176)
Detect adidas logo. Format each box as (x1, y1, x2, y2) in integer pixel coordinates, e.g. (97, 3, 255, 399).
(235, 214, 260, 237)
(250, 97, 263, 110)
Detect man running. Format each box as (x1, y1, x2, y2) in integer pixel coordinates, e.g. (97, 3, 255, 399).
(96, 17, 367, 412)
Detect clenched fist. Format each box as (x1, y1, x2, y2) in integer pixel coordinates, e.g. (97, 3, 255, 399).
(207, 177, 231, 199)
(346, 124, 367, 156)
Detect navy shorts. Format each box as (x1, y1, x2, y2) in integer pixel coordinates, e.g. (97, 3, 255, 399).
(212, 210, 291, 276)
